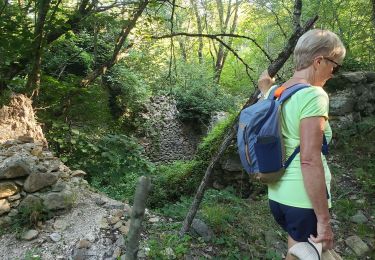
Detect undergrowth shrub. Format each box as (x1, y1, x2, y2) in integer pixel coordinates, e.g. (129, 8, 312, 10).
(331, 116, 375, 195)
(170, 63, 235, 124)
(46, 123, 154, 201)
(149, 113, 237, 208)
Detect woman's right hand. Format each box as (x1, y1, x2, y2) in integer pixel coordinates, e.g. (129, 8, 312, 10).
(258, 70, 275, 94)
(310, 221, 334, 250)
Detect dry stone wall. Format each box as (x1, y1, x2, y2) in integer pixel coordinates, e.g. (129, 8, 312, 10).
(327, 71, 375, 127)
(140, 96, 203, 163)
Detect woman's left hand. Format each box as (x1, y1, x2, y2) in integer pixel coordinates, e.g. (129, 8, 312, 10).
(258, 70, 275, 94)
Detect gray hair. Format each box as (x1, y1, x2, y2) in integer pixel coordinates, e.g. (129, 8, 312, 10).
(294, 29, 346, 70)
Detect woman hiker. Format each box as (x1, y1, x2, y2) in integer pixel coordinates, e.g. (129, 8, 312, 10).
(257, 29, 346, 260)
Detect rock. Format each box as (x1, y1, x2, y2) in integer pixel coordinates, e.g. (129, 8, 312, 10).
(49, 232, 62, 242)
(86, 233, 96, 243)
(365, 71, 375, 82)
(8, 209, 18, 217)
(71, 248, 88, 260)
(0, 199, 11, 215)
(0, 181, 19, 199)
(351, 210, 368, 224)
(51, 179, 67, 192)
(18, 135, 34, 143)
(115, 236, 125, 249)
(113, 221, 123, 230)
(53, 219, 68, 231)
(345, 235, 370, 256)
(220, 154, 243, 172)
(99, 217, 110, 229)
(19, 194, 43, 210)
(71, 170, 87, 177)
(342, 72, 366, 83)
(165, 247, 176, 258)
(104, 199, 124, 209)
(24, 172, 58, 192)
(0, 156, 31, 179)
(110, 209, 124, 218)
(191, 218, 213, 242)
(0, 216, 11, 226)
(14, 179, 25, 186)
(149, 217, 160, 223)
(108, 216, 121, 225)
(329, 90, 355, 116)
(112, 246, 122, 258)
(119, 225, 129, 235)
(77, 239, 92, 249)
(21, 229, 39, 240)
(30, 147, 43, 157)
(37, 165, 47, 173)
(42, 190, 73, 210)
(10, 199, 20, 207)
(8, 193, 21, 201)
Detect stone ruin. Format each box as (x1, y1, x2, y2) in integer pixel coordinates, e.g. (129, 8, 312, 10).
(139, 95, 203, 163)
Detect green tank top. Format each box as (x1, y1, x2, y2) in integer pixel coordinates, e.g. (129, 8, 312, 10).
(266, 85, 332, 209)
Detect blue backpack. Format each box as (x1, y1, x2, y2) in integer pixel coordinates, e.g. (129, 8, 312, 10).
(237, 83, 328, 183)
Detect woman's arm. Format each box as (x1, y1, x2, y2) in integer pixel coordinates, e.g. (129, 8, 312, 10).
(258, 70, 275, 95)
(300, 116, 333, 250)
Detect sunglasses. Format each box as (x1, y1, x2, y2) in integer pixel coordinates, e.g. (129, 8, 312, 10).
(323, 57, 341, 74)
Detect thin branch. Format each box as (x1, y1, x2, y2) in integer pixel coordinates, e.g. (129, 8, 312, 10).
(153, 32, 256, 83)
(264, 4, 287, 39)
(0, 0, 8, 17)
(167, 0, 176, 81)
(153, 32, 273, 62)
(293, 0, 302, 30)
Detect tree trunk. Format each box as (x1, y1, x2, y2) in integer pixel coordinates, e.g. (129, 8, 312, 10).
(0, 0, 93, 89)
(25, 0, 51, 92)
(190, 0, 203, 63)
(81, 0, 148, 87)
(179, 14, 319, 238)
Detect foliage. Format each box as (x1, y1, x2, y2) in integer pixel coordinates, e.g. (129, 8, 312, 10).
(148, 233, 192, 259)
(148, 113, 237, 208)
(36, 75, 113, 128)
(46, 123, 154, 201)
(196, 112, 237, 161)
(149, 160, 201, 208)
(104, 64, 151, 127)
(154, 188, 284, 259)
(170, 62, 235, 124)
(331, 116, 375, 195)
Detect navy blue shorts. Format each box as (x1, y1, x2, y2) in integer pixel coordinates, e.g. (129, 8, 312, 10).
(269, 200, 317, 242)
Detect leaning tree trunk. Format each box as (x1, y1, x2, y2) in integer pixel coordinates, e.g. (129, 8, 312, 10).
(25, 0, 51, 92)
(179, 5, 318, 238)
(81, 0, 148, 87)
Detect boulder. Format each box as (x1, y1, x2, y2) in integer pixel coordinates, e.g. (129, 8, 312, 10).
(345, 235, 370, 256)
(19, 194, 43, 210)
(0, 199, 11, 215)
(24, 172, 58, 193)
(190, 218, 214, 242)
(41, 190, 74, 210)
(329, 90, 355, 116)
(0, 156, 31, 179)
(21, 229, 39, 240)
(0, 181, 19, 199)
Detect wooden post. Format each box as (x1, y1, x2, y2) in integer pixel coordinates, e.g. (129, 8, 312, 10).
(125, 176, 151, 260)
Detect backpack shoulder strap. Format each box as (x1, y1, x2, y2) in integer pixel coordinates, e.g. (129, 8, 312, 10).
(266, 85, 279, 100)
(278, 83, 311, 103)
